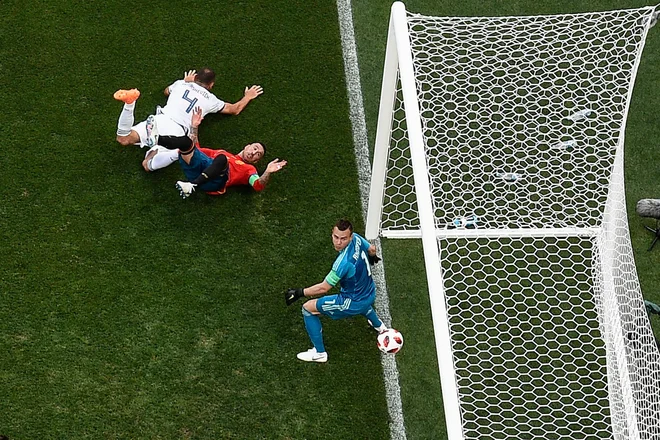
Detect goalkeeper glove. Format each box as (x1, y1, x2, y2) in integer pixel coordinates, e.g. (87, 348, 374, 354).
(368, 254, 381, 265)
(285, 288, 304, 306)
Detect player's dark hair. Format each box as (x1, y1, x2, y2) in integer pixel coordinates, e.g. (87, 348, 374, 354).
(195, 68, 216, 86)
(334, 219, 353, 233)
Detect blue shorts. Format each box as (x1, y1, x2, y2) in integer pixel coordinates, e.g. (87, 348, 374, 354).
(179, 149, 228, 192)
(316, 292, 376, 320)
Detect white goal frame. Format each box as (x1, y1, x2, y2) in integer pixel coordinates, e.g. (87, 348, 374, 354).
(366, 2, 464, 438)
(366, 2, 660, 439)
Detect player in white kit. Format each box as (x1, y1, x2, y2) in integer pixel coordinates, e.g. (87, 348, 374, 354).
(114, 68, 263, 149)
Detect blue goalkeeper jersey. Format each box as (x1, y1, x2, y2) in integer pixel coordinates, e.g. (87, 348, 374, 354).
(324, 233, 376, 302)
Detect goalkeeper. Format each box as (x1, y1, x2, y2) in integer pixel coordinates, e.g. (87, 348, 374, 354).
(285, 219, 387, 363)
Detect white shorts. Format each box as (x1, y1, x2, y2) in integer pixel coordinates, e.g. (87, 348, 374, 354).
(132, 114, 187, 147)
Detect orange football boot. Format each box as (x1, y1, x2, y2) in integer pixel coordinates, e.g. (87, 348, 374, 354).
(113, 88, 141, 104)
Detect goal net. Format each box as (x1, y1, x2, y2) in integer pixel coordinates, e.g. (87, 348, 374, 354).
(366, 2, 660, 439)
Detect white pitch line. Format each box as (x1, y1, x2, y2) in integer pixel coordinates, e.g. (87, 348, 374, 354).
(335, 1, 407, 439)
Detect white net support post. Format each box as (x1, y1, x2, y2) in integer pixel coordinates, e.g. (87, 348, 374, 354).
(365, 4, 398, 241)
(367, 1, 660, 439)
(367, 2, 465, 439)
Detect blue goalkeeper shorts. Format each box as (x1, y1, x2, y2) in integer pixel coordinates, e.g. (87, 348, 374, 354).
(179, 149, 228, 192)
(316, 292, 376, 320)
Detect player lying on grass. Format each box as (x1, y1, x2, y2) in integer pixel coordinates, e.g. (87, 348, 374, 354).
(284, 219, 387, 363)
(114, 68, 263, 154)
(153, 107, 287, 199)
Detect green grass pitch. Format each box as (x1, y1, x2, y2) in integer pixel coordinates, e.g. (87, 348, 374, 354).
(1, 0, 659, 439)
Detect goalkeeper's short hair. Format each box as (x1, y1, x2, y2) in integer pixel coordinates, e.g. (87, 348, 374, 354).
(334, 219, 353, 233)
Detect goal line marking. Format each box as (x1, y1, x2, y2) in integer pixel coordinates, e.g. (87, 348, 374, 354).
(336, 1, 407, 439)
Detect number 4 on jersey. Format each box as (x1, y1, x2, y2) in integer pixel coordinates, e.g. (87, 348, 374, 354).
(181, 90, 198, 113)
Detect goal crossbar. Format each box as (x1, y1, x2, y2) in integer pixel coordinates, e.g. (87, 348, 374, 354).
(383, 226, 602, 239)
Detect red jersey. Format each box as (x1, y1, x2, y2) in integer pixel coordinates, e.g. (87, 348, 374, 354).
(198, 148, 263, 194)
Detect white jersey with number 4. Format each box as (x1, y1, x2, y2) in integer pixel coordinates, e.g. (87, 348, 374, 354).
(162, 80, 225, 131)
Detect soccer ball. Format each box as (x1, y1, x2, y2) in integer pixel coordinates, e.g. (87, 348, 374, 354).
(377, 328, 404, 354)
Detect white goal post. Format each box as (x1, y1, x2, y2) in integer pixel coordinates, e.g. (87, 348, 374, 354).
(367, 2, 660, 439)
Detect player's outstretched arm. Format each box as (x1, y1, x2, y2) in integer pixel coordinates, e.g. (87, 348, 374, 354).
(368, 254, 381, 265)
(367, 244, 381, 265)
(191, 106, 203, 128)
(284, 288, 304, 306)
(243, 85, 264, 100)
(255, 158, 287, 189)
(183, 70, 196, 82)
(284, 280, 332, 306)
(188, 106, 204, 145)
(164, 70, 197, 96)
(221, 85, 264, 115)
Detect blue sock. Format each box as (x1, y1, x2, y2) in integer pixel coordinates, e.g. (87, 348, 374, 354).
(364, 307, 383, 328)
(302, 307, 325, 353)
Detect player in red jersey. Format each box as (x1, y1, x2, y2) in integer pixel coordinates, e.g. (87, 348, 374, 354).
(154, 107, 287, 199)
(194, 147, 267, 195)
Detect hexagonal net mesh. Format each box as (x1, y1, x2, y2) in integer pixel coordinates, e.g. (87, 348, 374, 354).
(443, 235, 610, 439)
(382, 72, 421, 231)
(442, 226, 660, 438)
(373, 4, 660, 439)
(382, 7, 657, 232)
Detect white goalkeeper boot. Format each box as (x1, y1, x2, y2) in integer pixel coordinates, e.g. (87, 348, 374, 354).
(297, 348, 328, 363)
(176, 181, 197, 199)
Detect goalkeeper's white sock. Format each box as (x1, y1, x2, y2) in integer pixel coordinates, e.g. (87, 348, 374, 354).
(116, 103, 135, 136)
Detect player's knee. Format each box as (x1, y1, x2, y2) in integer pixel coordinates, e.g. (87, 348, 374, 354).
(142, 159, 152, 172)
(302, 302, 315, 316)
(116, 136, 133, 146)
(213, 154, 228, 169)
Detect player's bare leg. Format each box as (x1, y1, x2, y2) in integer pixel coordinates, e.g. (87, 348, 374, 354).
(116, 130, 141, 146)
(142, 148, 160, 172)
